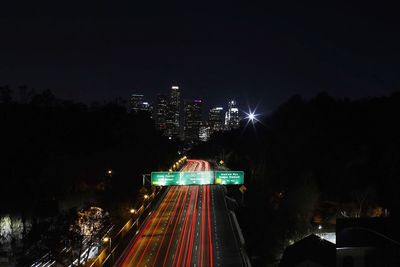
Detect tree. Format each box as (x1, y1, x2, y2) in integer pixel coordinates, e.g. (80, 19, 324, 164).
(33, 207, 111, 267)
(0, 85, 12, 103)
(68, 207, 110, 266)
(350, 186, 376, 218)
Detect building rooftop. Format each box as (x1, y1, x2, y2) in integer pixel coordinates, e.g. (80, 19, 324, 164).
(279, 234, 336, 267)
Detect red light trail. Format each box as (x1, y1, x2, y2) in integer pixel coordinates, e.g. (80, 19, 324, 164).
(117, 159, 215, 267)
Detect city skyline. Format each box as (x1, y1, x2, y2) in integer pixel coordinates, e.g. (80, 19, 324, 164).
(2, 2, 400, 266)
(129, 84, 252, 115)
(132, 85, 243, 143)
(2, 2, 400, 111)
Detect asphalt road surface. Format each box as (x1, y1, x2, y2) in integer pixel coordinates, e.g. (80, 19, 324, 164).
(116, 159, 243, 267)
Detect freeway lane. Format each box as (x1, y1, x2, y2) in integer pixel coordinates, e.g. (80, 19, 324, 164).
(115, 159, 242, 267)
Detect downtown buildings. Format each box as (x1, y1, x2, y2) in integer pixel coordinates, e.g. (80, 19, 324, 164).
(154, 93, 168, 131)
(209, 107, 225, 133)
(225, 100, 240, 130)
(184, 99, 203, 144)
(165, 86, 180, 138)
(130, 94, 151, 112)
(130, 85, 241, 144)
(154, 86, 181, 139)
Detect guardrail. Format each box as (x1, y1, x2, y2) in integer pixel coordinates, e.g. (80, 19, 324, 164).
(229, 210, 252, 267)
(223, 189, 252, 267)
(216, 160, 251, 267)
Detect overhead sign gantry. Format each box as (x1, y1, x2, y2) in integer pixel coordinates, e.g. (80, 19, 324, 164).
(151, 171, 244, 186)
(214, 171, 244, 185)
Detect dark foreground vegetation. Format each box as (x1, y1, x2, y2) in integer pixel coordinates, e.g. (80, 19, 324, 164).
(0, 86, 179, 263)
(191, 92, 400, 265)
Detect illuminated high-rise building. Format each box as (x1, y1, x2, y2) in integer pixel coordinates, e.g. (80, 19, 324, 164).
(130, 94, 151, 112)
(154, 94, 168, 131)
(165, 85, 181, 138)
(208, 107, 225, 134)
(225, 100, 240, 130)
(184, 99, 203, 144)
(199, 122, 210, 142)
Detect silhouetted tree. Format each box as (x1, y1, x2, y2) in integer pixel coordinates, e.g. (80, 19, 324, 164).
(0, 85, 12, 103)
(191, 91, 400, 264)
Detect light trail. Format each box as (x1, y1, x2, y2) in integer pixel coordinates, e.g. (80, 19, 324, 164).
(121, 186, 176, 264)
(116, 159, 219, 267)
(185, 186, 199, 266)
(207, 185, 214, 267)
(162, 186, 190, 267)
(174, 186, 195, 267)
(135, 187, 179, 266)
(151, 186, 183, 267)
(198, 183, 206, 267)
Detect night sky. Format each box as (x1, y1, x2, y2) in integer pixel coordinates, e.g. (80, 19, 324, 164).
(1, 1, 399, 112)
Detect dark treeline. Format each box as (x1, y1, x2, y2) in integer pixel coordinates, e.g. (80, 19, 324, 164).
(190, 92, 400, 265)
(0, 86, 179, 218)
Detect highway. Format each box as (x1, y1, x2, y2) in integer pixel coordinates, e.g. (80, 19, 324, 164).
(115, 159, 243, 267)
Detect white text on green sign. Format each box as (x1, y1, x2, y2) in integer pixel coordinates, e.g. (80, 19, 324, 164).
(214, 171, 244, 185)
(151, 171, 214, 186)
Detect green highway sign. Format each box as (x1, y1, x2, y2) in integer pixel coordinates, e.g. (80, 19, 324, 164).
(151, 171, 244, 186)
(151, 172, 180, 186)
(151, 171, 214, 186)
(215, 171, 244, 185)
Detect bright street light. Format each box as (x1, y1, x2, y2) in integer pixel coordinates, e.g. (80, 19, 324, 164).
(244, 108, 261, 128)
(244, 110, 258, 122)
(144, 194, 149, 199)
(130, 209, 136, 214)
(248, 113, 255, 121)
(103, 236, 112, 255)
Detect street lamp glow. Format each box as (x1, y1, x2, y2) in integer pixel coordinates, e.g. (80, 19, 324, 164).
(144, 194, 149, 199)
(107, 170, 112, 174)
(103, 237, 110, 243)
(244, 108, 261, 125)
(248, 113, 255, 121)
(130, 209, 136, 214)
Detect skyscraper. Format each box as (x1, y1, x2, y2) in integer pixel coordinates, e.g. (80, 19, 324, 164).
(199, 122, 210, 142)
(208, 107, 225, 134)
(225, 100, 240, 130)
(165, 86, 181, 139)
(130, 94, 151, 112)
(184, 99, 203, 144)
(154, 94, 168, 131)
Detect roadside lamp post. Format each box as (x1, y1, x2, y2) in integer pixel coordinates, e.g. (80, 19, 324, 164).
(103, 237, 113, 262)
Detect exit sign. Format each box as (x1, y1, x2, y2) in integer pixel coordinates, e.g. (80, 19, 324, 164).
(151, 171, 214, 186)
(214, 171, 244, 185)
